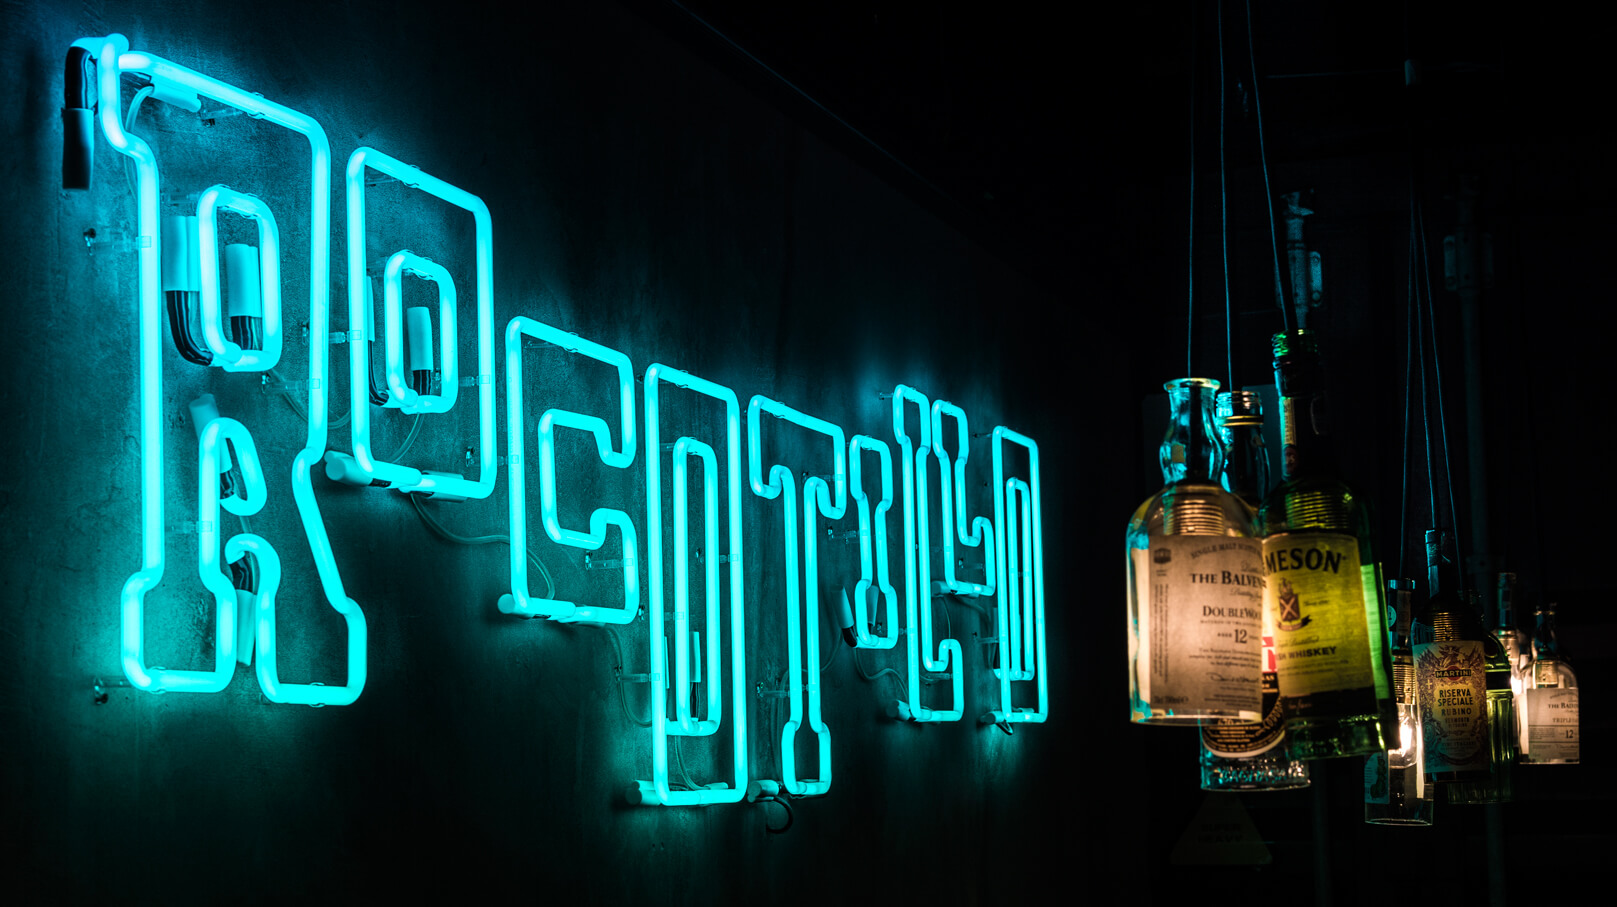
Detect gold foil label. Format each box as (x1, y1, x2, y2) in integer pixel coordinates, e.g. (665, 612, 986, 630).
(1414, 640, 1488, 773)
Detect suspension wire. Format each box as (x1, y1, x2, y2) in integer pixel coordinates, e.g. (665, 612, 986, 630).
(1186, 3, 1199, 378)
(1245, 0, 1289, 334)
(1218, 0, 1233, 392)
(1414, 209, 1438, 533)
(1416, 198, 1465, 590)
(1399, 224, 1417, 580)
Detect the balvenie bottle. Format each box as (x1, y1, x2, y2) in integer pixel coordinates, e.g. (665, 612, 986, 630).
(1128, 378, 1265, 724)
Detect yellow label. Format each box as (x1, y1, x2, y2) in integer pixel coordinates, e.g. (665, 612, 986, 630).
(1263, 532, 1372, 697)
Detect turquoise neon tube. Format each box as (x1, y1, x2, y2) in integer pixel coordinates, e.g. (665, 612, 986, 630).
(988, 427, 1048, 724)
(632, 364, 748, 807)
(848, 435, 899, 650)
(748, 395, 846, 796)
(338, 146, 496, 500)
(498, 317, 638, 624)
(890, 385, 964, 722)
(90, 35, 365, 703)
(195, 185, 282, 372)
(931, 400, 995, 599)
(381, 251, 458, 414)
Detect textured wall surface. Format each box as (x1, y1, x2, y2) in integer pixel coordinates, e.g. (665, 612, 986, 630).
(0, 2, 1110, 902)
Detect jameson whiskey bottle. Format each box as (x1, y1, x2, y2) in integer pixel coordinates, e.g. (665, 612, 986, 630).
(1413, 530, 1491, 785)
(1258, 330, 1392, 759)
(1366, 577, 1434, 824)
(1522, 603, 1579, 764)
(1201, 391, 1308, 789)
(1128, 378, 1266, 724)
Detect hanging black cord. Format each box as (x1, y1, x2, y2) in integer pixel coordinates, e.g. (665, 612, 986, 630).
(1399, 225, 1417, 580)
(1185, 2, 1199, 378)
(1245, 0, 1289, 334)
(1217, 0, 1234, 392)
(1415, 199, 1465, 589)
(1412, 208, 1439, 541)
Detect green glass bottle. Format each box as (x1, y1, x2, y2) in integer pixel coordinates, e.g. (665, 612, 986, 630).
(1444, 586, 1517, 803)
(1258, 329, 1393, 760)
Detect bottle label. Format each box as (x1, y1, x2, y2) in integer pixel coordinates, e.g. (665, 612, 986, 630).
(1414, 640, 1488, 773)
(1364, 751, 1390, 804)
(1263, 532, 1373, 697)
(1143, 535, 1265, 715)
(1201, 668, 1285, 757)
(1525, 687, 1579, 763)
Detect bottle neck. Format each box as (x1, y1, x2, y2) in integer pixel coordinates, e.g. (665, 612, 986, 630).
(1219, 414, 1265, 506)
(1160, 379, 1223, 485)
(1388, 582, 1415, 654)
(1274, 362, 1330, 480)
(1534, 611, 1560, 659)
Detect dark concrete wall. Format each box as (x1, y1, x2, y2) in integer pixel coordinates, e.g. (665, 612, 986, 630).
(1, 2, 1112, 902)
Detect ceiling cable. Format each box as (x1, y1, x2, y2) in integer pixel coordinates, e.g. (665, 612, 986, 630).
(1245, 0, 1290, 334)
(1217, 0, 1233, 392)
(1185, 2, 1199, 378)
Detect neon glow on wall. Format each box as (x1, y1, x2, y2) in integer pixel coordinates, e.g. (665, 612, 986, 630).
(748, 395, 847, 796)
(499, 317, 640, 624)
(75, 33, 1047, 799)
(86, 34, 366, 706)
(330, 145, 497, 500)
(635, 364, 748, 806)
(890, 385, 964, 722)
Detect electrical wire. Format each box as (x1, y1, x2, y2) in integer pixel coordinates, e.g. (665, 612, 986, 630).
(758, 794, 793, 834)
(1415, 200, 1464, 585)
(407, 493, 557, 599)
(1185, 2, 1199, 378)
(1245, 0, 1290, 334)
(1398, 224, 1417, 580)
(672, 737, 700, 792)
(1217, 0, 1234, 392)
(606, 627, 653, 728)
(389, 414, 424, 462)
(852, 646, 908, 702)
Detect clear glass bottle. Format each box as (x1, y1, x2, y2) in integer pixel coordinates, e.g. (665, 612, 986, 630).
(1412, 529, 1492, 787)
(1201, 391, 1308, 789)
(1496, 572, 1530, 754)
(1522, 603, 1579, 764)
(1258, 330, 1394, 759)
(1444, 588, 1517, 804)
(1366, 577, 1434, 824)
(1128, 378, 1265, 724)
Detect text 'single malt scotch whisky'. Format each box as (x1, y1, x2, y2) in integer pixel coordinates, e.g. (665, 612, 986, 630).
(1128, 378, 1265, 724)
(1200, 390, 1309, 789)
(1412, 529, 1492, 786)
(1522, 603, 1579, 764)
(1257, 329, 1394, 760)
(1365, 577, 1434, 825)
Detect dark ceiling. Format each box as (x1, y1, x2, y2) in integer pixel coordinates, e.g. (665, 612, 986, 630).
(627, 1, 1604, 298)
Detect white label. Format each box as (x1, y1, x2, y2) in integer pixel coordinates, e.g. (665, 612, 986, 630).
(1144, 535, 1265, 716)
(1525, 687, 1579, 763)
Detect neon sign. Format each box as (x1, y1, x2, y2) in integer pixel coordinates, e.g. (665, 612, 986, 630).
(72, 33, 1048, 805)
